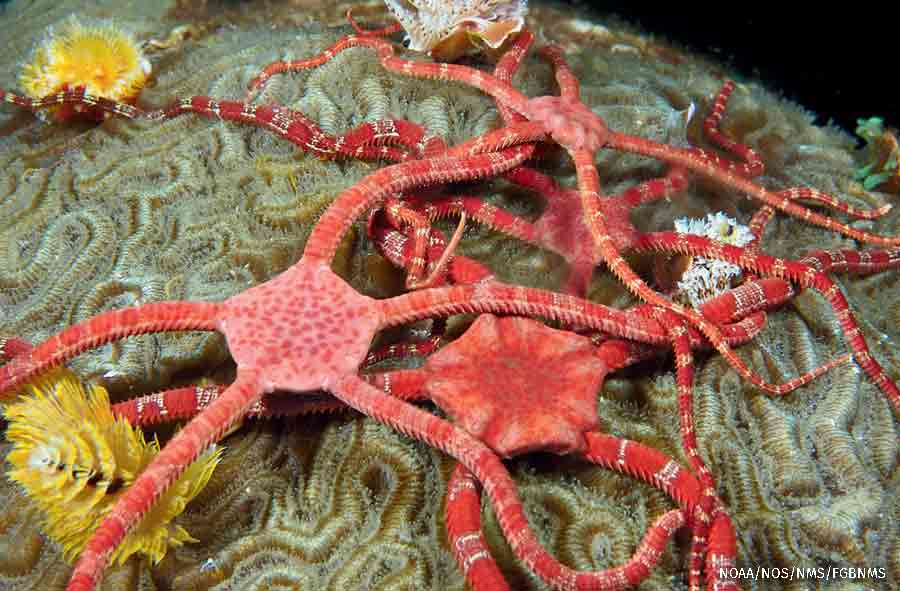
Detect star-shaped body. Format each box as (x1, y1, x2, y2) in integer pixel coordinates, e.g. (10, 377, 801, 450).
(425, 314, 606, 456)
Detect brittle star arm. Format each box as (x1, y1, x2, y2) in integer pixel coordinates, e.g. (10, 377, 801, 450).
(528, 47, 874, 400)
(690, 248, 900, 325)
(446, 432, 740, 591)
(246, 35, 534, 113)
(66, 368, 267, 591)
(303, 145, 535, 265)
(657, 311, 722, 591)
(157, 97, 434, 161)
(376, 282, 668, 344)
(369, 219, 495, 286)
(331, 373, 682, 591)
(248, 34, 897, 244)
(584, 433, 739, 591)
(2, 86, 439, 162)
(0, 302, 222, 396)
(608, 131, 899, 244)
(636, 234, 900, 412)
(113, 370, 429, 428)
(111, 384, 355, 425)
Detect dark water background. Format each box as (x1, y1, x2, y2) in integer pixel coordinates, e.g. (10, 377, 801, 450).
(1, 0, 895, 135)
(579, 1, 899, 136)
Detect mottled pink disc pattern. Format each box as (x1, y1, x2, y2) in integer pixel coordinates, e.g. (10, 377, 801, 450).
(221, 260, 382, 393)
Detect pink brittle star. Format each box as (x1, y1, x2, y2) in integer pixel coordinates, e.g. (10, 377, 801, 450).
(245, 31, 900, 411)
(0, 125, 697, 590)
(10, 80, 863, 586)
(142, 316, 728, 591)
(5, 229, 893, 591)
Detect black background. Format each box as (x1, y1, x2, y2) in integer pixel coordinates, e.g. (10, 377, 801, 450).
(566, 1, 898, 136)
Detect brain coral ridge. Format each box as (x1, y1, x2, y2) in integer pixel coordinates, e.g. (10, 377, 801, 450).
(1, 0, 899, 590)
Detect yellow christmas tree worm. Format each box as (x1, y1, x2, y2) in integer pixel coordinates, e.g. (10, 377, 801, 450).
(3, 369, 221, 565)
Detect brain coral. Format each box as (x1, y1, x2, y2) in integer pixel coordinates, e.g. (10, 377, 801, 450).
(1, 0, 898, 590)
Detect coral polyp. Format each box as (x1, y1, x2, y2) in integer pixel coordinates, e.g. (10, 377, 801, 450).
(659, 213, 755, 308)
(18, 16, 150, 121)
